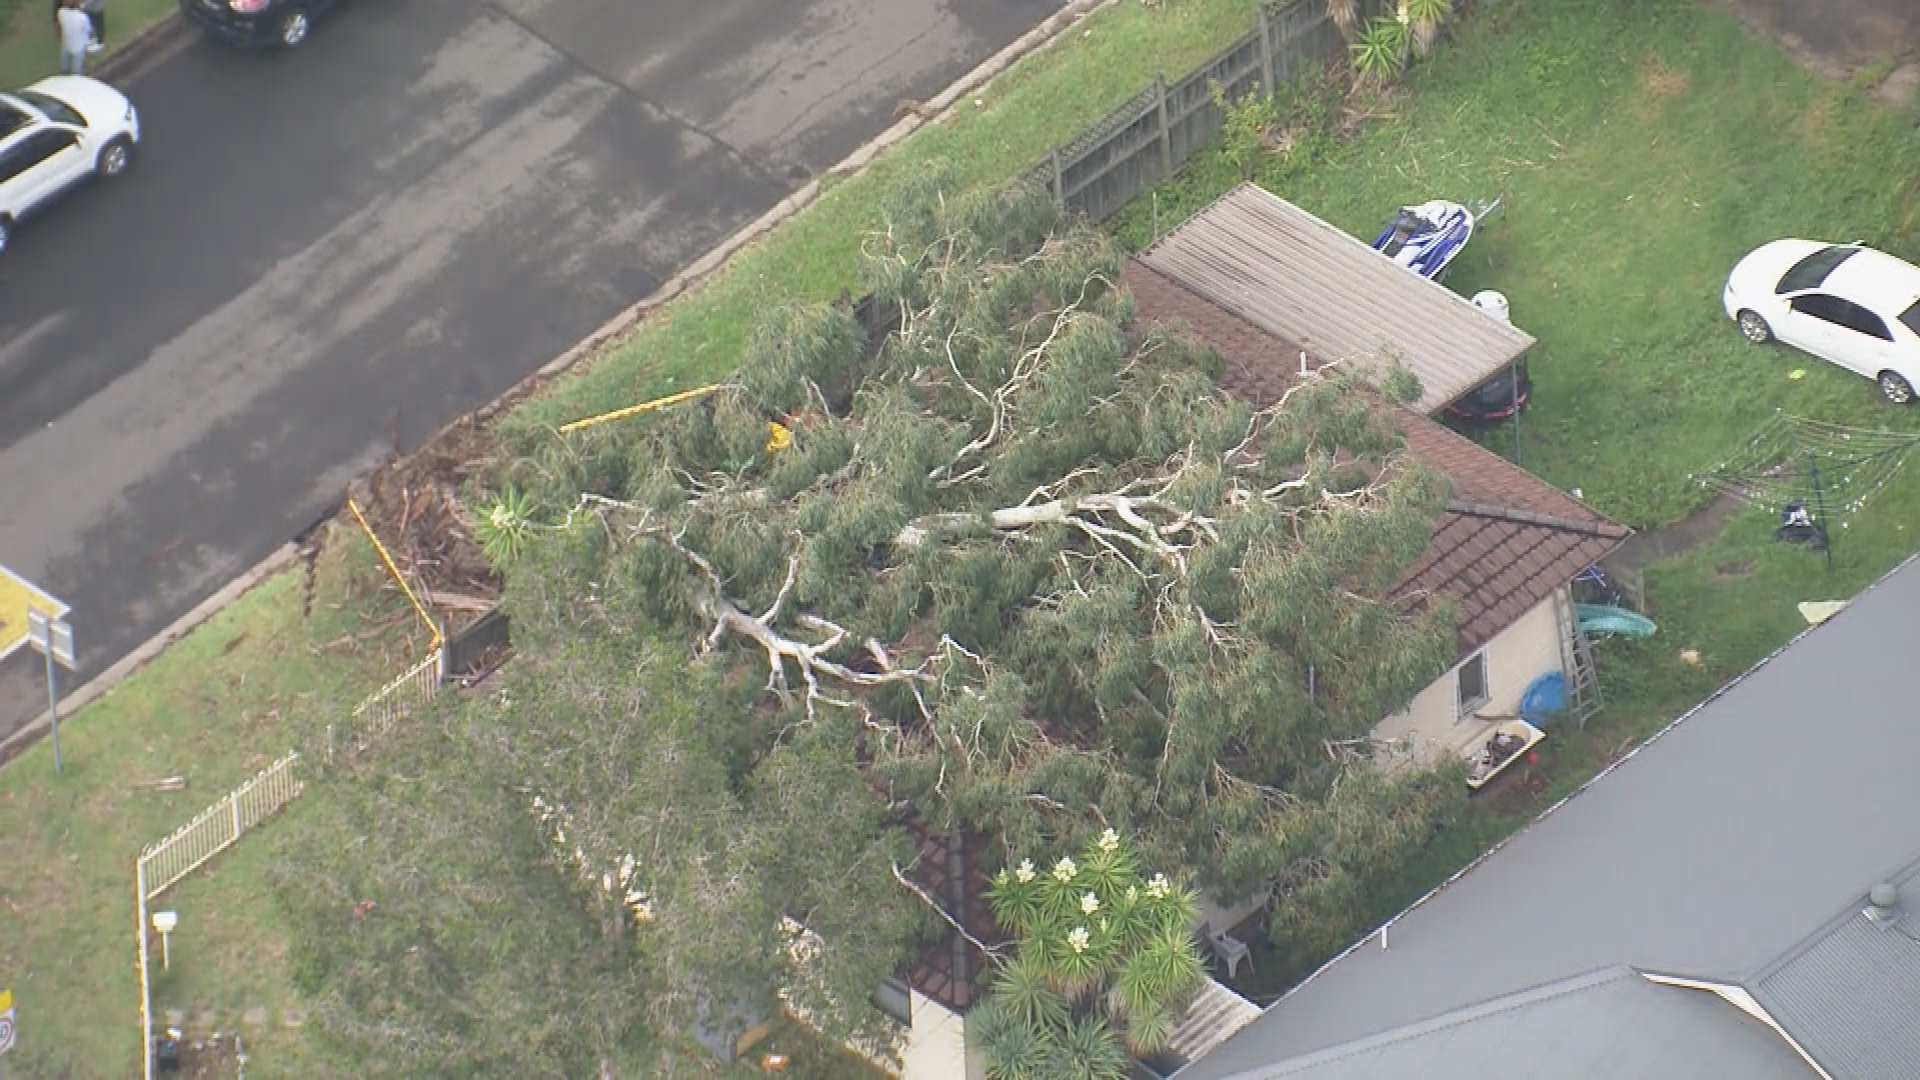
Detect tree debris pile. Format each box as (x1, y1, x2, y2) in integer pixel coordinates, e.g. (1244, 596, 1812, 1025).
(344, 412, 500, 635)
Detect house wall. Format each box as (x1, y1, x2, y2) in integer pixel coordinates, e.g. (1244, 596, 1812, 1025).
(1373, 591, 1566, 764)
(899, 991, 971, 1080)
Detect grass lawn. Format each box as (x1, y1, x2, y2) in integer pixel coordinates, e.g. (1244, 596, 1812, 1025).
(1108, 0, 1920, 986)
(504, 0, 1286, 437)
(0, 532, 425, 1078)
(0, 0, 177, 87)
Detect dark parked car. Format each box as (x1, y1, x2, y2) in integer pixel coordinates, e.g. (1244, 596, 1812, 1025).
(1445, 360, 1532, 426)
(180, 0, 338, 48)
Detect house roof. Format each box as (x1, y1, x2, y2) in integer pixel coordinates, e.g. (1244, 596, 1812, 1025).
(1230, 967, 1813, 1080)
(1175, 553, 1920, 1080)
(1124, 260, 1627, 657)
(1748, 859, 1920, 1080)
(1137, 183, 1536, 414)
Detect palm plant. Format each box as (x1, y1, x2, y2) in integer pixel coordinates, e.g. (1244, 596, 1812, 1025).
(980, 831, 1206, 1079)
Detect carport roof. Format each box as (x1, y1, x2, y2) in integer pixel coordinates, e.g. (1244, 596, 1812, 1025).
(1139, 183, 1534, 415)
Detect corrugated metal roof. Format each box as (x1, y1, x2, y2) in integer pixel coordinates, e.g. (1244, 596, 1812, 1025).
(1162, 978, 1263, 1071)
(1753, 870, 1920, 1080)
(1140, 184, 1535, 414)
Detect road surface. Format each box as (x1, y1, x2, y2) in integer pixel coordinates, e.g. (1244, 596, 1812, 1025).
(0, 0, 1063, 741)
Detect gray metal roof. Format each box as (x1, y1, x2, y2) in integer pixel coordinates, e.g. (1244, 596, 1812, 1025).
(1753, 867, 1920, 1080)
(1177, 553, 1920, 1080)
(1223, 968, 1813, 1080)
(1138, 183, 1535, 414)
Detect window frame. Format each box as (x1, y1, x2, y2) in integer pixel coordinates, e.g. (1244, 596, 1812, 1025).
(872, 976, 912, 1029)
(1456, 651, 1489, 718)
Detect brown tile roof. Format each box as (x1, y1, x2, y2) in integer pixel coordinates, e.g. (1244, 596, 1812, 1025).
(1123, 260, 1629, 658)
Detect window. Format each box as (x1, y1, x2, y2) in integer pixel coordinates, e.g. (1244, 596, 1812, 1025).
(12, 91, 85, 129)
(1456, 652, 1488, 717)
(1837, 301, 1893, 342)
(1790, 293, 1852, 327)
(12, 129, 79, 174)
(1902, 301, 1920, 339)
(1776, 246, 1861, 294)
(0, 103, 28, 139)
(872, 976, 912, 1028)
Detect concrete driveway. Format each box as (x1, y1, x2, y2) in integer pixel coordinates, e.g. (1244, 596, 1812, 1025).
(0, 0, 1062, 740)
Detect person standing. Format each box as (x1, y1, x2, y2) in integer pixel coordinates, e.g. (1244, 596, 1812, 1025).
(81, 0, 106, 51)
(57, 0, 93, 74)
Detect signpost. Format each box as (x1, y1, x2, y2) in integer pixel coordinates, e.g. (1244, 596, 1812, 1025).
(26, 609, 76, 775)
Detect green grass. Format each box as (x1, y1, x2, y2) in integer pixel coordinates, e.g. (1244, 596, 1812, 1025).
(1108, 0, 1920, 990)
(1116, 0, 1920, 530)
(0, 0, 178, 87)
(505, 0, 1283, 435)
(0, 532, 426, 1078)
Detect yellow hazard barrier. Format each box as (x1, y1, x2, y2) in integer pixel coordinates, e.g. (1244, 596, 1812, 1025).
(347, 499, 443, 651)
(0, 564, 68, 662)
(558, 385, 724, 434)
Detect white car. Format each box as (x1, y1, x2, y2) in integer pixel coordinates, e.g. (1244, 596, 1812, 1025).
(0, 76, 140, 255)
(1723, 239, 1920, 403)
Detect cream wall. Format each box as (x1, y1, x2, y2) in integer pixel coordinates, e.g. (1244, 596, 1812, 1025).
(1373, 591, 1567, 765)
(898, 991, 971, 1080)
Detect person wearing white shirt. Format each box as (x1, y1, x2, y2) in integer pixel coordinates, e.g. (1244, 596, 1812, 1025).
(57, 0, 93, 74)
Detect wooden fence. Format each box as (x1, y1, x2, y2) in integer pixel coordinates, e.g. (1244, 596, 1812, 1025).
(1026, 0, 1356, 223)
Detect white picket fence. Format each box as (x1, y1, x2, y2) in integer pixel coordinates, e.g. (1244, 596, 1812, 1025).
(137, 750, 305, 901)
(136, 647, 447, 1078)
(350, 653, 443, 735)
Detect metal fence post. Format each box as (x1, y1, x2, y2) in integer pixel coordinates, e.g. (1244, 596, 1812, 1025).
(1258, 3, 1276, 93)
(137, 858, 154, 1080)
(1048, 148, 1066, 210)
(230, 791, 242, 842)
(1154, 75, 1172, 181)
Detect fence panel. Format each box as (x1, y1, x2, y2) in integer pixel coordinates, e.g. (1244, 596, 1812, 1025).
(1031, 0, 1356, 224)
(138, 751, 303, 901)
(350, 653, 443, 735)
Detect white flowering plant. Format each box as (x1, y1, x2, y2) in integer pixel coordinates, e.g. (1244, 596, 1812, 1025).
(981, 831, 1205, 1078)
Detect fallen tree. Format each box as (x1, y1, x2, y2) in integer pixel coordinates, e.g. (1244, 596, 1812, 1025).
(484, 169, 1467, 941)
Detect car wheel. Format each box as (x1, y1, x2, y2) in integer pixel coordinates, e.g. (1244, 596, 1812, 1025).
(1878, 371, 1915, 405)
(95, 136, 133, 179)
(1736, 309, 1773, 344)
(279, 9, 311, 47)
(0, 217, 11, 255)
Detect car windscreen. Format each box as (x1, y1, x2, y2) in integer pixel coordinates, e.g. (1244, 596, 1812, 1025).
(1902, 301, 1920, 339)
(1775, 246, 1860, 294)
(11, 90, 84, 129)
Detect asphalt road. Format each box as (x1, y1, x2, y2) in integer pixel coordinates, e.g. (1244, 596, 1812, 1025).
(0, 0, 1063, 741)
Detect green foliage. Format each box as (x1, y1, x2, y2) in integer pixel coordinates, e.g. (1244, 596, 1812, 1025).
(473, 484, 537, 567)
(979, 831, 1204, 1077)
(1350, 16, 1411, 87)
(476, 170, 1467, 1041)
(275, 639, 925, 1074)
(1211, 81, 1279, 181)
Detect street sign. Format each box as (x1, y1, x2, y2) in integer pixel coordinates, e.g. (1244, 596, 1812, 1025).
(26, 608, 75, 670)
(0, 564, 67, 661)
(0, 986, 16, 1054)
(26, 609, 76, 775)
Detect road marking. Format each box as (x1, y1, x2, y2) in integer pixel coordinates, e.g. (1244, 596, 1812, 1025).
(0, 565, 69, 662)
